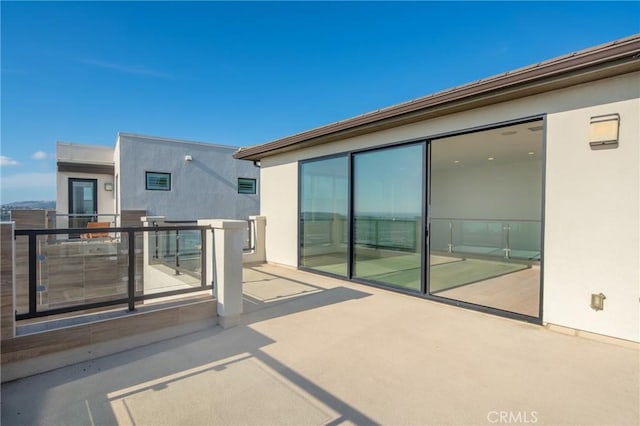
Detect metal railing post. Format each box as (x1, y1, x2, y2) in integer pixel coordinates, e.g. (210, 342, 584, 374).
(28, 232, 37, 316)
(175, 229, 180, 275)
(153, 222, 158, 259)
(448, 220, 453, 253)
(128, 230, 136, 311)
(201, 228, 207, 287)
(504, 223, 511, 259)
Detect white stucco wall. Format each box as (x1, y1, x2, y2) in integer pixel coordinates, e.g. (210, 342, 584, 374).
(544, 97, 639, 342)
(57, 142, 114, 165)
(117, 134, 259, 221)
(260, 72, 639, 341)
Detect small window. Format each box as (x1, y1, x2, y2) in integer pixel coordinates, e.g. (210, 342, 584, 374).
(146, 172, 171, 191)
(238, 178, 256, 194)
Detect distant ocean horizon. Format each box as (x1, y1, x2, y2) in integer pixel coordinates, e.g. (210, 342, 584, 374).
(302, 211, 420, 220)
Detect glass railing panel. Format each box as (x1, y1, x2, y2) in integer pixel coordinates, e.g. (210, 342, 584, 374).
(453, 220, 504, 256)
(243, 220, 253, 252)
(34, 232, 129, 312)
(14, 234, 30, 315)
(430, 218, 540, 260)
(428, 218, 541, 316)
(505, 221, 541, 260)
(145, 228, 202, 295)
(429, 219, 452, 253)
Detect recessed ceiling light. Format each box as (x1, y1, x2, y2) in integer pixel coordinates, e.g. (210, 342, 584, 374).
(453, 160, 460, 164)
(501, 131, 517, 136)
(528, 125, 543, 132)
(488, 157, 494, 161)
(528, 151, 535, 155)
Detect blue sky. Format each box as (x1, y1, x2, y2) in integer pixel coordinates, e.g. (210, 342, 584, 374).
(1, 1, 639, 203)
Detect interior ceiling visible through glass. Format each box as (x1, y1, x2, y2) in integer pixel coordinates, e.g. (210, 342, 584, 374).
(431, 121, 543, 171)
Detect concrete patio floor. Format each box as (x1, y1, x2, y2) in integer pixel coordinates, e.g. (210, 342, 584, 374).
(1, 263, 638, 425)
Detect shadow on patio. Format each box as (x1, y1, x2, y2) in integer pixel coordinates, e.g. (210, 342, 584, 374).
(2, 264, 638, 425)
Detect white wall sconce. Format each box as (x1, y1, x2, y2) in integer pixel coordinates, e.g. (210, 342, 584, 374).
(185, 154, 193, 162)
(590, 293, 606, 311)
(589, 113, 619, 150)
(104, 182, 113, 191)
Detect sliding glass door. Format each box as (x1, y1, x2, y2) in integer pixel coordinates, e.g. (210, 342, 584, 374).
(428, 120, 543, 317)
(352, 143, 424, 292)
(298, 118, 543, 320)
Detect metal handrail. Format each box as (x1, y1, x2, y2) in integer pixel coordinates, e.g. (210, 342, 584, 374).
(14, 225, 210, 321)
(431, 217, 541, 223)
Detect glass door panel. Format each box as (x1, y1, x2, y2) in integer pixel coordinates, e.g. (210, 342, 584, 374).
(300, 156, 349, 276)
(69, 178, 97, 231)
(353, 143, 424, 291)
(428, 120, 543, 317)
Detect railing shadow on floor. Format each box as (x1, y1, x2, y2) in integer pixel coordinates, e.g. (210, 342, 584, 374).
(240, 265, 373, 324)
(2, 307, 378, 425)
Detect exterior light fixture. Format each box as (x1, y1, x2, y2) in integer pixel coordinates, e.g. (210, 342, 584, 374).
(589, 113, 619, 150)
(590, 293, 606, 311)
(104, 183, 113, 191)
(185, 154, 193, 162)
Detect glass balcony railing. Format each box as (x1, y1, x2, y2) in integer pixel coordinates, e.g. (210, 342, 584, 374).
(430, 218, 541, 261)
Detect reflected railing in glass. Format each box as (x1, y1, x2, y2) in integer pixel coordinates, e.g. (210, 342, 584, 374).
(430, 218, 541, 260)
(354, 215, 419, 252)
(300, 215, 348, 253)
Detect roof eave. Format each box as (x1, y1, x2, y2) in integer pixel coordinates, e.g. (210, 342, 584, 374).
(234, 35, 640, 161)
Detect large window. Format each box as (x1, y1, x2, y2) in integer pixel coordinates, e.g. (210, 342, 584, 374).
(353, 143, 424, 292)
(300, 155, 348, 276)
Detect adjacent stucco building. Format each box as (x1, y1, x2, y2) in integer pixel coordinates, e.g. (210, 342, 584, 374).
(234, 35, 640, 342)
(57, 133, 260, 226)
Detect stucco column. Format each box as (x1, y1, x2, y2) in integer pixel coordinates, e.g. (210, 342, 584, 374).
(198, 219, 246, 328)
